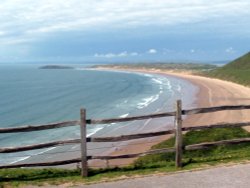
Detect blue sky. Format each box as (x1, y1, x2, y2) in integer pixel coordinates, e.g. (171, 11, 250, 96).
(0, 0, 250, 63)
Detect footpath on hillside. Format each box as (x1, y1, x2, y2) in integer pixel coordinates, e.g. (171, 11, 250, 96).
(78, 163, 250, 188)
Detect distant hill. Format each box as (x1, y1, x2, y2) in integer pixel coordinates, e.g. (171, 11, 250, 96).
(39, 65, 74, 69)
(208, 52, 250, 86)
(94, 63, 217, 71)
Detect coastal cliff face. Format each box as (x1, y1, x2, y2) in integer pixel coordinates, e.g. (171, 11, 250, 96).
(39, 65, 74, 69)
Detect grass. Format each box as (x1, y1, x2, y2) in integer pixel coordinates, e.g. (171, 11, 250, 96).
(208, 69, 250, 86)
(1, 127, 250, 187)
(135, 127, 250, 169)
(206, 52, 250, 86)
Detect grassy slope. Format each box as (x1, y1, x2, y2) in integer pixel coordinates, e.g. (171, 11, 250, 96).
(1, 128, 250, 187)
(135, 128, 250, 168)
(208, 52, 250, 86)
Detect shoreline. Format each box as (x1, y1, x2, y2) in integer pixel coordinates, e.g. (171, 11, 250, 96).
(10, 67, 250, 169)
(89, 67, 250, 168)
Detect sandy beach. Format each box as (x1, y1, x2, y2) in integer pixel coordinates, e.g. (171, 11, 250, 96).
(89, 68, 250, 168)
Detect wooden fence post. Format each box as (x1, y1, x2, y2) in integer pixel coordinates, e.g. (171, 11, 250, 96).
(175, 100, 183, 168)
(80, 108, 88, 177)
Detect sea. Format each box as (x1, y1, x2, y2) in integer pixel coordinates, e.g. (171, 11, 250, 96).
(0, 64, 198, 165)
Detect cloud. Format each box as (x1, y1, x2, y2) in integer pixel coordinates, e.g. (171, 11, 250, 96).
(190, 49, 195, 53)
(1, 0, 250, 40)
(163, 49, 175, 54)
(225, 47, 236, 54)
(147, 49, 157, 54)
(94, 51, 138, 58)
(0, 0, 250, 61)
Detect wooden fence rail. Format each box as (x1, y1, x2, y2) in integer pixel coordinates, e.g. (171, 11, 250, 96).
(1, 101, 250, 177)
(0, 139, 81, 153)
(86, 104, 250, 125)
(1, 104, 250, 133)
(183, 105, 250, 116)
(2, 136, 250, 169)
(0, 120, 79, 133)
(2, 121, 250, 153)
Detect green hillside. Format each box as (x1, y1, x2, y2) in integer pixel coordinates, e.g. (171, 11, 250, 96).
(209, 52, 250, 86)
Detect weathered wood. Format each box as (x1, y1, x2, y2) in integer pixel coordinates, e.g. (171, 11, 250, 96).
(2, 137, 250, 169)
(87, 121, 250, 143)
(80, 109, 88, 177)
(0, 158, 82, 169)
(2, 121, 249, 154)
(90, 148, 175, 160)
(0, 120, 79, 133)
(0, 148, 175, 169)
(183, 105, 250, 116)
(185, 137, 250, 150)
(1, 103, 250, 171)
(175, 100, 183, 168)
(87, 111, 176, 124)
(0, 139, 81, 153)
(88, 129, 175, 142)
(87, 105, 250, 125)
(92, 137, 250, 160)
(183, 121, 250, 132)
(1, 105, 250, 133)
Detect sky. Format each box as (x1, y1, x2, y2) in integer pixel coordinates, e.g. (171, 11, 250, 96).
(0, 0, 250, 63)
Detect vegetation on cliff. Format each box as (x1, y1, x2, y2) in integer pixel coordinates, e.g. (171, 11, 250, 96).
(208, 52, 250, 86)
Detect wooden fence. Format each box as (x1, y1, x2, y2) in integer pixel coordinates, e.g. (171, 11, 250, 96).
(1, 100, 250, 177)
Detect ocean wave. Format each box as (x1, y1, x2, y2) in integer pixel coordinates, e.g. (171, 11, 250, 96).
(87, 127, 103, 137)
(8, 146, 57, 165)
(151, 76, 174, 95)
(36, 147, 56, 155)
(116, 99, 128, 108)
(123, 100, 128, 104)
(137, 95, 159, 109)
(141, 73, 154, 78)
(119, 113, 129, 118)
(176, 84, 182, 92)
(106, 122, 117, 127)
(164, 79, 173, 92)
(152, 78, 163, 85)
(10, 156, 31, 164)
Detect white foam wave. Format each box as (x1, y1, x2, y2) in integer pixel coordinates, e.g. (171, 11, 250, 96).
(119, 113, 129, 118)
(10, 156, 31, 164)
(142, 73, 154, 78)
(137, 95, 159, 109)
(116, 99, 128, 107)
(87, 127, 103, 137)
(71, 145, 78, 149)
(151, 76, 175, 95)
(176, 84, 182, 92)
(164, 79, 172, 90)
(9, 146, 57, 164)
(123, 100, 128, 104)
(107, 122, 116, 127)
(36, 147, 56, 155)
(152, 78, 163, 85)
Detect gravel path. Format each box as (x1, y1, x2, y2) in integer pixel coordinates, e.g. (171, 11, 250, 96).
(77, 163, 250, 188)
